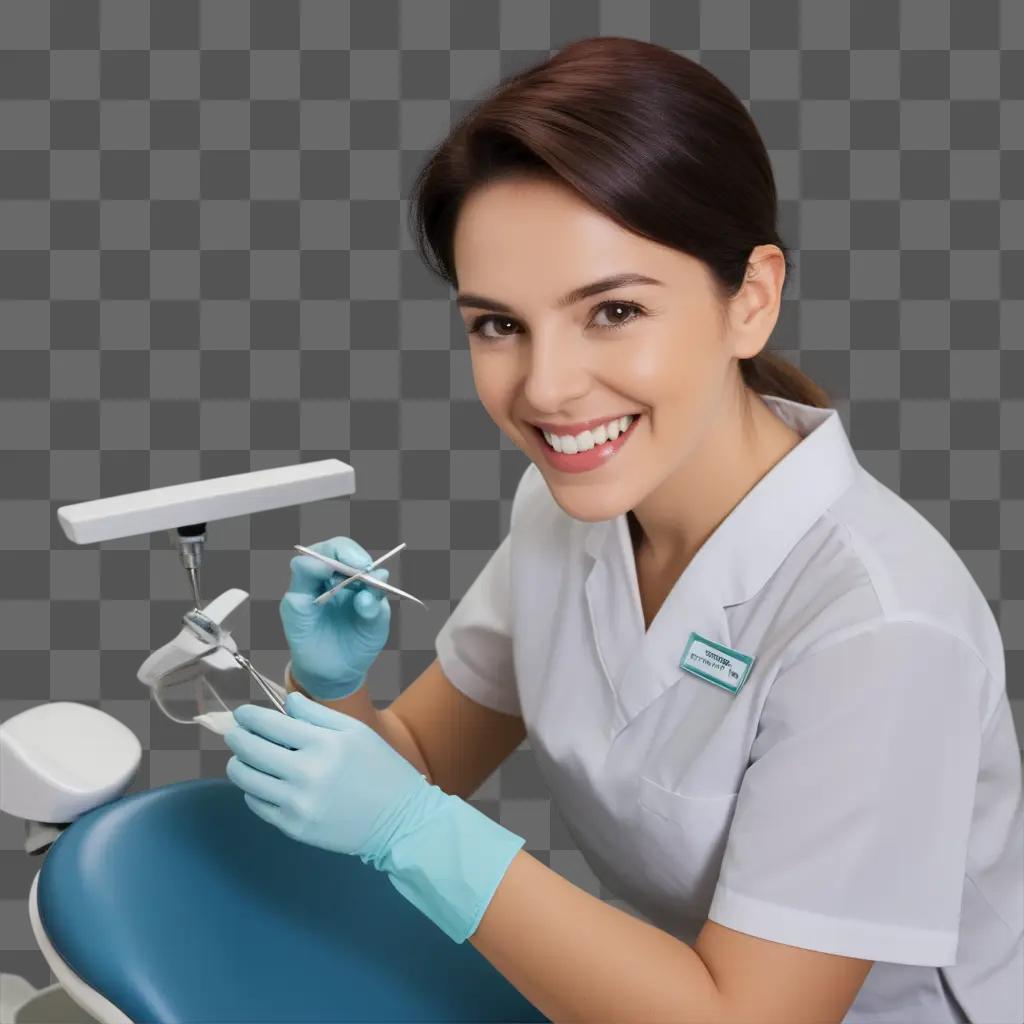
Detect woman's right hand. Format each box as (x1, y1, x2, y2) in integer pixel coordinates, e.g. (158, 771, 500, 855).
(279, 537, 392, 701)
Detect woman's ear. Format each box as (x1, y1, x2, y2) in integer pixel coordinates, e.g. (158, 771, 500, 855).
(730, 246, 785, 359)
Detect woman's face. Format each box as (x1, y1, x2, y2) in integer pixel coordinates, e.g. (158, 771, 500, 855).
(452, 175, 776, 523)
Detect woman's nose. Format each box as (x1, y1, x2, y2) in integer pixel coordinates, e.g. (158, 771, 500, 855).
(521, 333, 590, 411)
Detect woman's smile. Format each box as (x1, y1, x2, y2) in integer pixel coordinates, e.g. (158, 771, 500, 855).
(530, 412, 643, 474)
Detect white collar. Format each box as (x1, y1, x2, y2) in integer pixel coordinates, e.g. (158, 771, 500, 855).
(581, 395, 861, 722)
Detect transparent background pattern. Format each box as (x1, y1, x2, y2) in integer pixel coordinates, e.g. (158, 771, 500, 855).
(1, 0, 1022, 988)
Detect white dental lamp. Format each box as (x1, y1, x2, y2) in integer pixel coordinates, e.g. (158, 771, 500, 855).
(0, 460, 355, 852)
(56, 458, 356, 610)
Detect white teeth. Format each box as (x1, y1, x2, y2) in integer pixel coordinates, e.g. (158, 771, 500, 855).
(541, 414, 635, 454)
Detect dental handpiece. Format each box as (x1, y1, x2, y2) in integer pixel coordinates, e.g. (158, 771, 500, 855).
(173, 524, 206, 610)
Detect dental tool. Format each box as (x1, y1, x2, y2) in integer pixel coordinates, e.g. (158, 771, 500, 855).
(57, 459, 356, 610)
(140, 589, 289, 731)
(310, 542, 406, 606)
(182, 610, 287, 714)
(175, 523, 206, 609)
(293, 544, 427, 608)
(56, 460, 412, 725)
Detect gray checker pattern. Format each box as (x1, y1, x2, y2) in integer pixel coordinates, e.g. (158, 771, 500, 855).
(1, 0, 1023, 990)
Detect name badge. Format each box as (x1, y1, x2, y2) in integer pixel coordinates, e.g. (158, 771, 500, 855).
(680, 632, 755, 695)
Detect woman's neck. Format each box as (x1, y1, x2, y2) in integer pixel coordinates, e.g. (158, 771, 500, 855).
(627, 392, 803, 575)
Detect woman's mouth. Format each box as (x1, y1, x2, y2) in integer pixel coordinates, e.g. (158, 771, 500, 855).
(530, 414, 642, 474)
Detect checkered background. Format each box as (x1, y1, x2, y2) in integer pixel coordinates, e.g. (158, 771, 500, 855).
(0, 0, 1022, 992)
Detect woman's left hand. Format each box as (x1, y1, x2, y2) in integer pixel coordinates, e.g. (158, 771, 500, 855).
(223, 690, 431, 865)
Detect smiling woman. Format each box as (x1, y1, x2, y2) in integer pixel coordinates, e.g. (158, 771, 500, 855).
(407, 37, 830, 406)
(389, 33, 1022, 1024)
(407, 36, 830, 549)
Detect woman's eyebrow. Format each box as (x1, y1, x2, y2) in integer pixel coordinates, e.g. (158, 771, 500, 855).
(455, 272, 665, 314)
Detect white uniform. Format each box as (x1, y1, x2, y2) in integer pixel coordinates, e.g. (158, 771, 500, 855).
(435, 394, 1024, 1024)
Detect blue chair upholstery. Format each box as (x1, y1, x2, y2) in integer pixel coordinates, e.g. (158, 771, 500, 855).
(38, 778, 549, 1023)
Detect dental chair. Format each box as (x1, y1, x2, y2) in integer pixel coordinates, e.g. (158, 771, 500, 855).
(0, 461, 549, 1023)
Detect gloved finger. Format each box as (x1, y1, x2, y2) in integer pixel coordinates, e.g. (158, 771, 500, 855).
(354, 588, 375, 617)
(318, 565, 388, 607)
(243, 791, 285, 830)
(226, 755, 291, 806)
(287, 552, 342, 596)
(284, 690, 362, 733)
(352, 569, 390, 614)
(323, 536, 374, 573)
(280, 589, 321, 628)
(288, 537, 373, 596)
(224, 725, 297, 780)
(351, 565, 388, 589)
(353, 569, 392, 630)
(354, 585, 389, 622)
(233, 702, 319, 750)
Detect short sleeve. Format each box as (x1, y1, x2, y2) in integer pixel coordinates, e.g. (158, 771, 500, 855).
(708, 619, 988, 967)
(434, 531, 519, 716)
(433, 466, 540, 717)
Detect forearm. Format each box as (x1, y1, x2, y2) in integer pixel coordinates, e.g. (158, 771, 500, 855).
(469, 849, 726, 1024)
(284, 665, 433, 781)
(283, 672, 719, 1022)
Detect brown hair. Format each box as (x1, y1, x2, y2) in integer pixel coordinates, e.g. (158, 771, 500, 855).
(408, 35, 831, 409)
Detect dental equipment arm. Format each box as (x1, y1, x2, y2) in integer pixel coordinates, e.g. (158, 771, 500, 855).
(3, 466, 357, 852)
(56, 459, 355, 609)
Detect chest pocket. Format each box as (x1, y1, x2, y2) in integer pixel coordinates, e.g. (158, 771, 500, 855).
(637, 776, 739, 923)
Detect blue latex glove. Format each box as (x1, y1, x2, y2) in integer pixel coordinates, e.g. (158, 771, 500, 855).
(224, 691, 526, 944)
(279, 536, 391, 700)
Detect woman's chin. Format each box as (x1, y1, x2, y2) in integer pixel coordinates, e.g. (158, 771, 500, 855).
(541, 477, 630, 524)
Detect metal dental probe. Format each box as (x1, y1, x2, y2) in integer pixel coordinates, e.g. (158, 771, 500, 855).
(182, 610, 287, 714)
(293, 543, 426, 608)
(310, 542, 407, 607)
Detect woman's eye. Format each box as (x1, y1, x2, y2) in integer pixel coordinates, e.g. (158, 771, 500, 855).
(468, 301, 645, 341)
(468, 315, 519, 340)
(591, 301, 643, 329)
